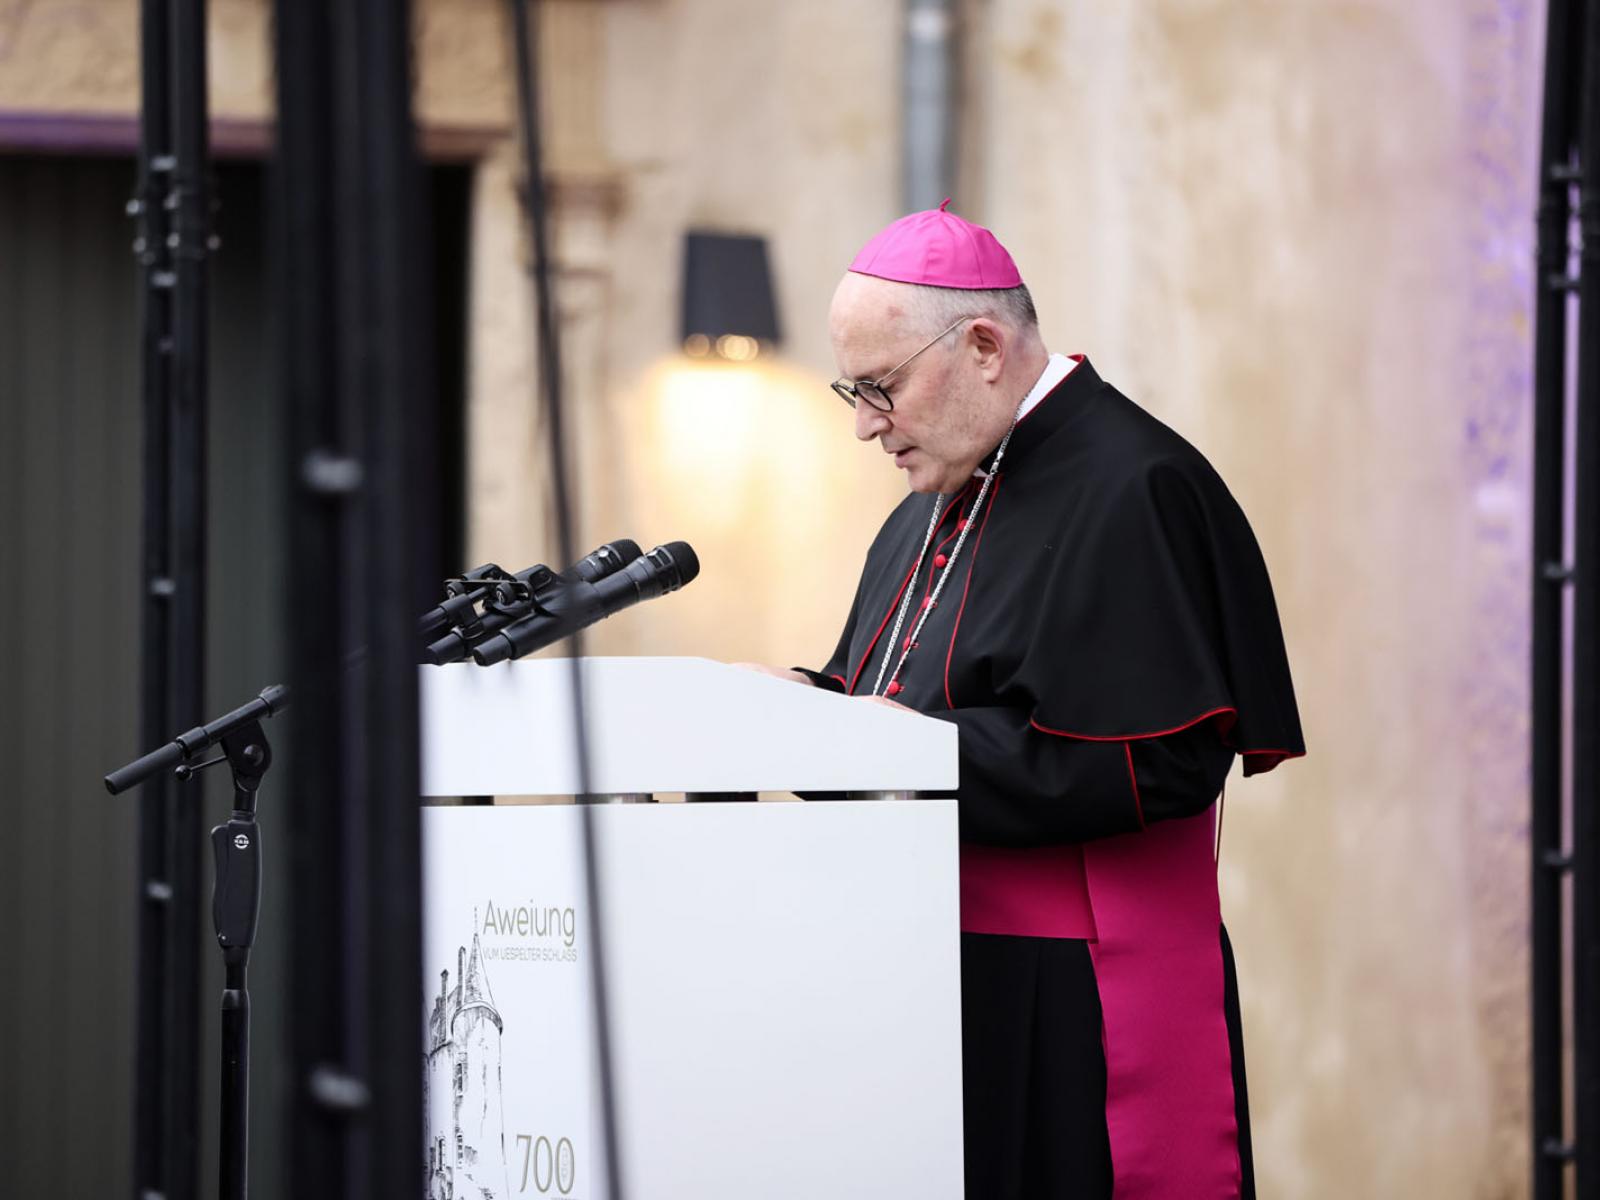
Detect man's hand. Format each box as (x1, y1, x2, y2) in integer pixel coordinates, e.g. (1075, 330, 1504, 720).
(730, 663, 814, 686)
(857, 694, 913, 712)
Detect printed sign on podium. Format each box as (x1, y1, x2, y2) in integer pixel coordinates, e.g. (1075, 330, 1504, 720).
(421, 659, 964, 1200)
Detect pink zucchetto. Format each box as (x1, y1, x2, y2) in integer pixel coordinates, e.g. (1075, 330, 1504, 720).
(848, 198, 1023, 290)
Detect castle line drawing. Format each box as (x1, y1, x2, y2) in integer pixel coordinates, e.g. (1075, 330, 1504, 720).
(425, 926, 509, 1200)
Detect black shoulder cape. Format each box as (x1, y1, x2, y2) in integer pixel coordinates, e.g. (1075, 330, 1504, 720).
(815, 357, 1304, 776)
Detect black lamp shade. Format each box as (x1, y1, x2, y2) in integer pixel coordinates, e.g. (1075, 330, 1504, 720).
(680, 231, 781, 346)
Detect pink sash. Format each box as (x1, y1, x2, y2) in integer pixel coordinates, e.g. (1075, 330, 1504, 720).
(959, 843, 1097, 939)
(959, 812, 1240, 1198)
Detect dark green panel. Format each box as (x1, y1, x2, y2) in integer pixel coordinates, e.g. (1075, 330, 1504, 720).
(0, 153, 468, 1200)
(0, 155, 143, 1200)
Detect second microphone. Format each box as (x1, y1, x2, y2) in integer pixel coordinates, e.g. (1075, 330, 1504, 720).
(472, 541, 700, 666)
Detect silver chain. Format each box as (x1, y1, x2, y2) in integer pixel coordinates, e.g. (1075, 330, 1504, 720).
(869, 401, 1026, 698)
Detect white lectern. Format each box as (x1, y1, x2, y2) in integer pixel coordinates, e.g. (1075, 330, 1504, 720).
(420, 658, 965, 1200)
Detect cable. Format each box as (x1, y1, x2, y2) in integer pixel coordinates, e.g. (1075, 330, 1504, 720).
(506, 2, 628, 1196)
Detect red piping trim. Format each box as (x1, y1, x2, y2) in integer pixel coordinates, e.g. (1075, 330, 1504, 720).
(908, 486, 972, 651)
(1031, 705, 1240, 743)
(852, 485, 976, 693)
(1123, 741, 1146, 829)
(829, 673, 847, 690)
(1239, 748, 1306, 775)
(1032, 708, 1304, 772)
(916, 551, 939, 611)
(847, 559, 918, 696)
(1014, 353, 1085, 427)
(943, 474, 1004, 708)
(949, 478, 977, 517)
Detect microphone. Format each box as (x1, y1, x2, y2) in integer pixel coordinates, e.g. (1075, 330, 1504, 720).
(472, 540, 699, 665)
(105, 684, 290, 795)
(560, 538, 642, 587)
(427, 540, 645, 665)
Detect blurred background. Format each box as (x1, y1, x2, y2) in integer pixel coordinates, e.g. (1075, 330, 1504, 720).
(0, 1, 1544, 1196)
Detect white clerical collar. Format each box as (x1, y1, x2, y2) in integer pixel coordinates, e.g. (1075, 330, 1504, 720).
(974, 353, 1079, 477)
(1017, 352, 1078, 421)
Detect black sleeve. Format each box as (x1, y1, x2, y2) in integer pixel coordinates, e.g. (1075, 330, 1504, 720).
(791, 668, 847, 693)
(927, 707, 1234, 846)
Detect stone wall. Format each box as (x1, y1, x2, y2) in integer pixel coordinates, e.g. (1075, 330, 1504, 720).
(0, 1, 1543, 1195)
(967, 6, 1540, 1194)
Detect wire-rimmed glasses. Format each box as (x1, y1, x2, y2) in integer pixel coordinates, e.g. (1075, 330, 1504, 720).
(831, 316, 975, 412)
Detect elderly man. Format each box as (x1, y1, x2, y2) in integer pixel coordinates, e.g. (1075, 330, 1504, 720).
(752, 203, 1303, 1199)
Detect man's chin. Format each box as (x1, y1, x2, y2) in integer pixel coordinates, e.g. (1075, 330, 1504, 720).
(906, 471, 961, 495)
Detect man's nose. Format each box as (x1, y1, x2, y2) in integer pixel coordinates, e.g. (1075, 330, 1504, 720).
(855, 402, 891, 442)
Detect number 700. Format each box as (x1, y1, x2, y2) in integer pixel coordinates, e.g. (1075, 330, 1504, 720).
(514, 1133, 575, 1195)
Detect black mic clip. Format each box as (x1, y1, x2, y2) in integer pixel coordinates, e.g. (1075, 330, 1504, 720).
(418, 563, 513, 641)
(487, 563, 562, 614)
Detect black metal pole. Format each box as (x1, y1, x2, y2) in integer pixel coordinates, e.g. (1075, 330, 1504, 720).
(274, 0, 430, 1194)
(210, 720, 268, 1200)
(219, 957, 250, 1200)
(164, 0, 212, 1195)
(1575, 4, 1600, 1194)
(132, 0, 177, 1195)
(343, 4, 431, 1196)
(1532, 0, 1583, 1194)
(273, 7, 346, 1189)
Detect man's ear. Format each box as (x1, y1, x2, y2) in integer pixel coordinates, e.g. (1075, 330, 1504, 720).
(967, 318, 1006, 382)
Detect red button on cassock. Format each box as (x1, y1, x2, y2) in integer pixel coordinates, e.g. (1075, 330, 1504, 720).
(921, 596, 933, 610)
(886, 681, 903, 697)
(956, 519, 968, 532)
(933, 553, 948, 568)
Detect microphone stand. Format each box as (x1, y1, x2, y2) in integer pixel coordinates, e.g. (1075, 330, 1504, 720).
(102, 568, 521, 1197)
(106, 688, 286, 1200)
(204, 721, 268, 1200)
(103, 555, 631, 1197)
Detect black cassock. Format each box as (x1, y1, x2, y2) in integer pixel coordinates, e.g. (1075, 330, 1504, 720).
(798, 357, 1303, 1199)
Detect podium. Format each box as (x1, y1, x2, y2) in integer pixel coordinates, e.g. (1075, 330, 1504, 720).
(420, 658, 965, 1200)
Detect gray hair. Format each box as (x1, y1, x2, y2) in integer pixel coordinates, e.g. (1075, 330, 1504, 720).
(907, 282, 1039, 339)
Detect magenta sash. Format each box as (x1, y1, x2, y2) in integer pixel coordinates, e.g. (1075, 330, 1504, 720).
(959, 843, 1097, 939)
(958, 811, 1240, 1197)
(1082, 811, 1240, 1197)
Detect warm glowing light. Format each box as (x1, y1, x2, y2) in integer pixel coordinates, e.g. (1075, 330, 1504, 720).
(652, 360, 763, 476)
(684, 333, 768, 361)
(640, 357, 851, 491)
(716, 334, 760, 362)
(611, 353, 912, 664)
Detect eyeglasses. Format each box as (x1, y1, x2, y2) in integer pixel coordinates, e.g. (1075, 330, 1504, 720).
(831, 317, 975, 412)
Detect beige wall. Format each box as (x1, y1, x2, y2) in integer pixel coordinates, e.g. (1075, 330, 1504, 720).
(964, 5, 1542, 1197)
(1, 1, 1543, 1195)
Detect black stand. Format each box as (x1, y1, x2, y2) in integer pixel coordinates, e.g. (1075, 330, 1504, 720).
(131, 1, 214, 1194)
(196, 722, 269, 1200)
(106, 687, 284, 1200)
(1530, 3, 1600, 1196)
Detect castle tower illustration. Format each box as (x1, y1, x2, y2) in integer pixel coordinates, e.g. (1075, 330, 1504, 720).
(425, 925, 509, 1200)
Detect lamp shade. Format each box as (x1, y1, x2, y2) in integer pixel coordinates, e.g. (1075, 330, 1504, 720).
(680, 231, 781, 353)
